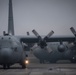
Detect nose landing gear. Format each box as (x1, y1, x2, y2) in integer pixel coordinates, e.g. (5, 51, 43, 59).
(3, 64, 10, 69)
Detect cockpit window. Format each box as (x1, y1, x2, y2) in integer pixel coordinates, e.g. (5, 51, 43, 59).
(0, 40, 12, 48)
(0, 37, 20, 48)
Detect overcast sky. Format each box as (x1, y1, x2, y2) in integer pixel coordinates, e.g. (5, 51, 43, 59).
(0, 0, 76, 36)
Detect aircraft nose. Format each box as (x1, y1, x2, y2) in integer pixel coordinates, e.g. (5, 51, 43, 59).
(1, 48, 12, 62)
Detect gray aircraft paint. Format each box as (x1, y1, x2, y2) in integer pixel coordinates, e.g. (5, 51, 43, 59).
(32, 42, 76, 63)
(0, 0, 27, 69)
(31, 29, 76, 63)
(0, 0, 76, 69)
(0, 0, 76, 35)
(8, 0, 14, 35)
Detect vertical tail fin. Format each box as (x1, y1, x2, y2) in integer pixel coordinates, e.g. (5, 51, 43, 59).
(8, 0, 14, 35)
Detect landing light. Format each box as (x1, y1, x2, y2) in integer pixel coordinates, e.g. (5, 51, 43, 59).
(25, 60, 29, 64)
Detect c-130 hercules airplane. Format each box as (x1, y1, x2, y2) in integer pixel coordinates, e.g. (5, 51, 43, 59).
(0, 0, 30, 69)
(31, 27, 76, 63)
(0, 0, 76, 69)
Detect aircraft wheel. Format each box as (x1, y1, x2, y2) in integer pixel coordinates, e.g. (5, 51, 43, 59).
(22, 64, 26, 69)
(21, 61, 26, 69)
(7, 65, 10, 69)
(49, 60, 56, 63)
(40, 60, 44, 64)
(71, 59, 76, 63)
(70, 56, 76, 63)
(3, 64, 7, 69)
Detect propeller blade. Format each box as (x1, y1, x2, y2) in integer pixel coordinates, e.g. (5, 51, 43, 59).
(32, 29, 54, 48)
(32, 29, 42, 40)
(70, 27, 76, 36)
(46, 30, 54, 38)
(44, 30, 54, 40)
(32, 29, 40, 37)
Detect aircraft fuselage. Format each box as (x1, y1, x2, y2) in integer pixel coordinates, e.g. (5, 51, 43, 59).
(0, 36, 26, 68)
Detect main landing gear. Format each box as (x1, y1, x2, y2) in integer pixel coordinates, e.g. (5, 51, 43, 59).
(3, 64, 10, 69)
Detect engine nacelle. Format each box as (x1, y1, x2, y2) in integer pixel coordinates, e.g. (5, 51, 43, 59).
(58, 44, 65, 52)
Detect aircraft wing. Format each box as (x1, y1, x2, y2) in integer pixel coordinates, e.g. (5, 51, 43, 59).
(18, 36, 75, 43)
(18, 36, 38, 43)
(20, 27, 76, 43)
(46, 36, 75, 42)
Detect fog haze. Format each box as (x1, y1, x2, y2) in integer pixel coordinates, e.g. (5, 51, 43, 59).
(0, 0, 76, 36)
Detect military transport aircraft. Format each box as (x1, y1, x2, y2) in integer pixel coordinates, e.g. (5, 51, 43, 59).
(0, 0, 29, 69)
(0, 0, 76, 69)
(0, 0, 54, 69)
(0, 0, 31, 69)
(31, 28, 76, 63)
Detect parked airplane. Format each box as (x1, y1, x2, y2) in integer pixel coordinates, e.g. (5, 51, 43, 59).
(0, 0, 76, 69)
(0, 0, 29, 69)
(31, 28, 76, 63)
(0, 0, 54, 69)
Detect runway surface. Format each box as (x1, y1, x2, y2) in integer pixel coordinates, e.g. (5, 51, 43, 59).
(0, 63, 76, 75)
(0, 52, 76, 75)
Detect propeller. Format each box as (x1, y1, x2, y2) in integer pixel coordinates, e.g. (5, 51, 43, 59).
(44, 30, 54, 40)
(70, 27, 76, 43)
(32, 29, 54, 48)
(70, 27, 76, 37)
(32, 30, 42, 41)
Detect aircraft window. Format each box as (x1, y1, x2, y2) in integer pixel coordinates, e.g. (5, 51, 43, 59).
(0, 37, 20, 48)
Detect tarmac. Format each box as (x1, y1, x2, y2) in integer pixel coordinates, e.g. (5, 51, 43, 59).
(0, 52, 76, 75)
(0, 63, 76, 75)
